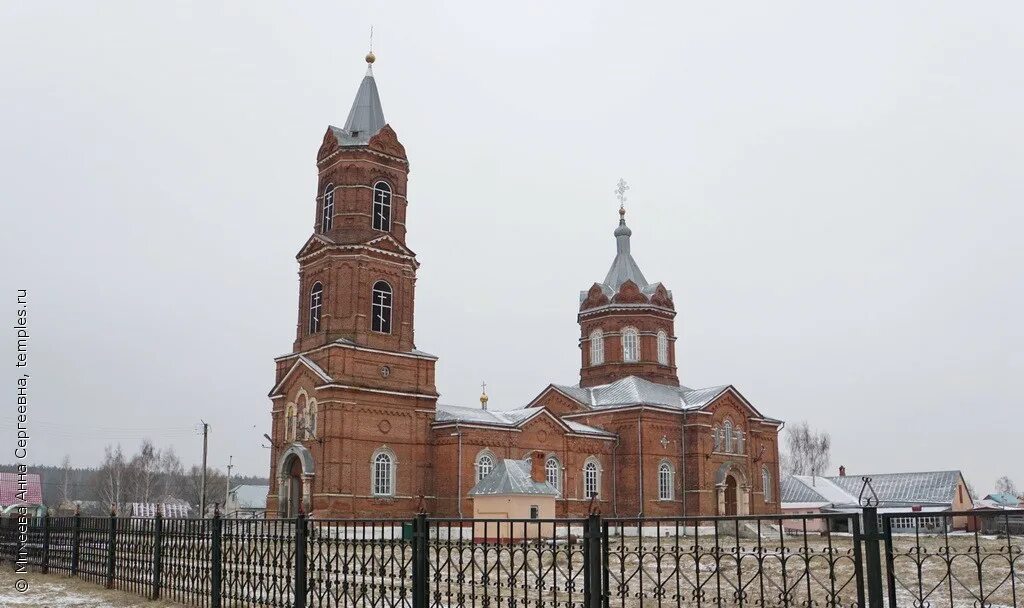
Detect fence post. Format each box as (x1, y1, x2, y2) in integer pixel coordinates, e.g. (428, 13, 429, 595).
(211, 505, 223, 608)
(583, 513, 603, 608)
(105, 507, 117, 589)
(41, 510, 50, 574)
(882, 515, 897, 608)
(70, 508, 81, 576)
(860, 505, 884, 608)
(152, 506, 164, 600)
(294, 510, 307, 608)
(412, 513, 428, 608)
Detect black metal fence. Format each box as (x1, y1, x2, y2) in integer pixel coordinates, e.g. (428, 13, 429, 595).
(1, 508, 1021, 607)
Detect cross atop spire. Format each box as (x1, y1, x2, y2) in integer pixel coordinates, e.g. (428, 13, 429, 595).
(480, 381, 489, 410)
(615, 178, 630, 214)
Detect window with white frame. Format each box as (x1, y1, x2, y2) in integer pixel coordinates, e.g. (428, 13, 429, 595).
(545, 456, 561, 492)
(658, 461, 674, 500)
(590, 329, 604, 366)
(622, 327, 639, 362)
(724, 420, 734, 453)
(762, 467, 772, 502)
(584, 459, 600, 498)
(371, 281, 393, 334)
(309, 282, 323, 334)
(321, 183, 335, 232)
(476, 452, 494, 482)
(657, 330, 669, 365)
(888, 516, 946, 531)
(304, 400, 317, 440)
(372, 449, 395, 496)
(372, 181, 392, 231)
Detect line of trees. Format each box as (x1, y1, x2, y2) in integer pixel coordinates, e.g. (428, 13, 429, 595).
(1, 440, 266, 510)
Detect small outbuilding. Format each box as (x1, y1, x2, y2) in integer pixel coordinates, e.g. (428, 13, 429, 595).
(468, 453, 558, 542)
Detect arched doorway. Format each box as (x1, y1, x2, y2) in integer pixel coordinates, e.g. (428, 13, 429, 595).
(285, 454, 303, 517)
(724, 474, 738, 516)
(277, 443, 315, 517)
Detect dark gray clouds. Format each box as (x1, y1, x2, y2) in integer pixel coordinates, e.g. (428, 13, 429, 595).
(1, 2, 1020, 492)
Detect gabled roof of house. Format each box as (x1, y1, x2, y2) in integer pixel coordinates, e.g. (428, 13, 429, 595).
(984, 492, 1022, 507)
(434, 404, 614, 438)
(0, 472, 42, 506)
(782, 471, 967, 508)
(230, 484, 269, 509)
(468, 459, 559, 497)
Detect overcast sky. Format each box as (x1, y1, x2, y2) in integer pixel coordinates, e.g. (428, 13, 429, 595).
(1, 2, 1021, 492)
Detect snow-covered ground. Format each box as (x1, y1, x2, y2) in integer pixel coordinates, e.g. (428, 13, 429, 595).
(0, 569, 185, 608)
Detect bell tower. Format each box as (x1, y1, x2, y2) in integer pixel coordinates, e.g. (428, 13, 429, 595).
(578, 181, 679, 387)
(294, 51, 418, 355)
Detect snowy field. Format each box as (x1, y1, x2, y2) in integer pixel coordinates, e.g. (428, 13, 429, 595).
(0, 568, 186, 608)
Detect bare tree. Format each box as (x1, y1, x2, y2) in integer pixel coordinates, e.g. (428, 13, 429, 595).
(59, 454, 73, 505)
(158, 446, 184, 499)
(995, 476, 1017, 495)
(782, 421, 832, 479)
(184, 464, 226, 515)
(126, 440, 160, 504)
(94, 444, 126, 511)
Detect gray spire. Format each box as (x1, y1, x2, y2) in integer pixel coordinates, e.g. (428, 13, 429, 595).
(602, 207, 649, 290)
(333, 58, 386, 146)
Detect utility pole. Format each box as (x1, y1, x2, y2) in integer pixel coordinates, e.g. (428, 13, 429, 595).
(200, 421, 209, 518)
(224, 455, 234, 514)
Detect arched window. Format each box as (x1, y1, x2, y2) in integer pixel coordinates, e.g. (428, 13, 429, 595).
(712, 426, 721, 452)
(762, 467, 772, 502)
(372, 448, 396, 496)
(309, 282, 323, 334)
(321, 183, 335, 232)
(371, 281, 392, 334)
(658, 461, 674, 501)
(724, 420, 734, 453)
(372, 181, 392, 232)
(545, 456, 561, 492)
(584, 458, 600, 498)
(590, 329, 604, 366)
(284, 404, 297, 442)
(475, 451, 494, 482)
(622, 327, 639, 362)
(657, 330, 669, 365)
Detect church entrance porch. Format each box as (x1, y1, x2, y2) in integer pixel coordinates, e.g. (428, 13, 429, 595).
(277, 443, 315, 516)
(715, 462, 750, 516)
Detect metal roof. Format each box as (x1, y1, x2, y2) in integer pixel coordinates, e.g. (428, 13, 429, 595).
(230, 484, 269, 510)
(329, 65, 386, 147)
(468, 459, 559, 497)
(782, 471, 965, 508)
(434, 404, 613, 437)
(581, 211, 672, 302)
(0, 472, 42, 506)
(553, 376, 730, 411)
(781, 476, 830, 504)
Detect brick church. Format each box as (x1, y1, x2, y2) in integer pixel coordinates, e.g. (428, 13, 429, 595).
(266, 54, 783, 519)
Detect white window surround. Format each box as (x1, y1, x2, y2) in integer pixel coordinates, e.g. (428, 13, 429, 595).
(475, 450, 495, 482)
(371, 447, 397, 496)
(583, 457, 601, 499)
(372, 181, 392, 232)
(371, 281, 393, 334)
(589, 329, 604, 366)
(309, 282, 323, 334)
(622, 327, 639, 362)
(658, 460, 674, 501)
(762, 467, 772, 502)
(657, 330, 669, 365)
(545, 456, 561, 493)
(321, 183, 335, 232)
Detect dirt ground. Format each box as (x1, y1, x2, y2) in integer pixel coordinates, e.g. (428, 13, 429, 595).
(0, 568, 186, 608)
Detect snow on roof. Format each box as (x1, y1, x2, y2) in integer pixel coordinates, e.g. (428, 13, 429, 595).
(782, 471, 966, 508)
(468, 459, 559, 497)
